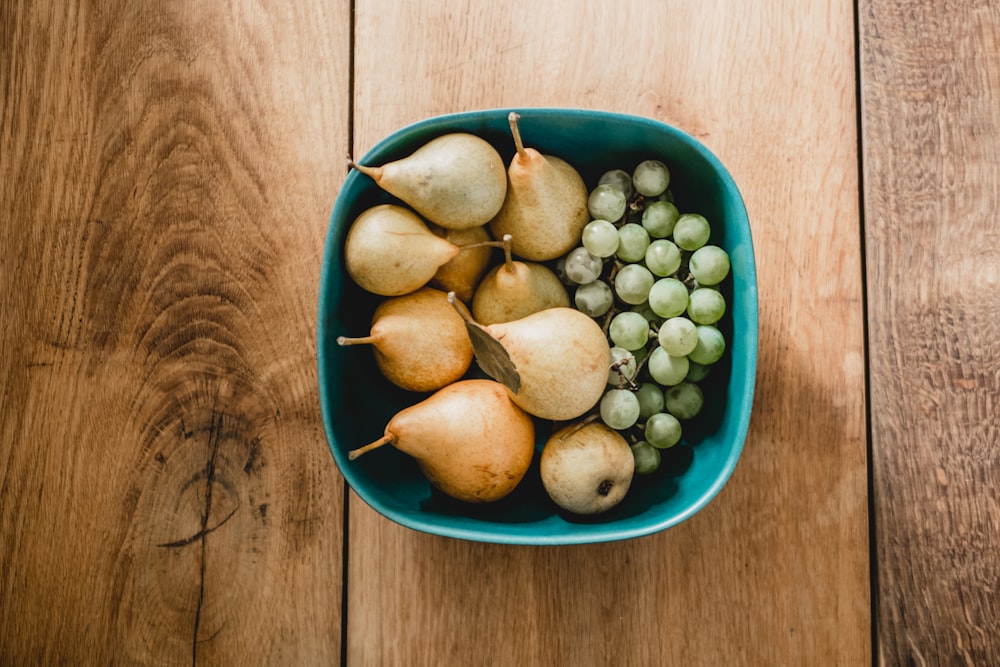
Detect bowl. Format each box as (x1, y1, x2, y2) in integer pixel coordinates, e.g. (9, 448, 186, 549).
(317, 108, 757, 545)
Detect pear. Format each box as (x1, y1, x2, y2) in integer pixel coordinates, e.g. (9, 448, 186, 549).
(471, 234, 569, 325)
(337, 287, 473, 393)
(451, 298, 611, 421)
(488, 112, 590, 261)
(348, 379, 535, 503)
(540, 421, 635, 514)
(428, 223, 494, 303)
(349, 133, 507, 230)
(344, 204, 460, 296)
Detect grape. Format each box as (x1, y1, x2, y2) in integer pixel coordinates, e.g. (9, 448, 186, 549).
(574, 279, 614, 317)
(689, 245, 731, 285)
(685, 361, 711, 382)
(609, 311, 651, 351)
(644, 239, 682, 277)
(608, 347, 637, 386)
(563, 247, 603, 284)
(588, 184, 627, 222)
(597, 169, 635, 200)
(647, 346, 689, 386)
(645, 412, 682, 449)
(657, 317, 699, 356)
(647, 278, 689, 318)
(664, 382, 704, 419)
(582, 219, 620, 258)
(687, 287, 726, 325)
(688, 325, 726, 365)
(636, 382, 665, 419)
(614, 264, 655, 305)
(673, 213, 711, 251)
(631, 441, 661, 474)
(600, 389, 641, 430)
(632, 159, 670, 197)
(641, 200, 680, 238)
(616, 223, 650, 263)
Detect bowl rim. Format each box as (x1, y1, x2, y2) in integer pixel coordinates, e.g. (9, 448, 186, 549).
(317, 107, 758, 545)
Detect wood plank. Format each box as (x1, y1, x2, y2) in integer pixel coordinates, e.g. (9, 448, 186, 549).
(0, 1, 350, 663)
(860, 1, 1000, 662)
(347, 1, 869, 664)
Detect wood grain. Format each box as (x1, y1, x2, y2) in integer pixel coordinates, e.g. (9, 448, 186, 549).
(860, 0, 1000, 663)
(348, 1, 869, 665)
(1, 1, 349, 663)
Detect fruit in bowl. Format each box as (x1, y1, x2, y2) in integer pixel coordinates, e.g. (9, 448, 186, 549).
(317, 108, 757, 545)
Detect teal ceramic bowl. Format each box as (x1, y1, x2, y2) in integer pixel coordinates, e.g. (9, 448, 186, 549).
(317, 108, 757, 545)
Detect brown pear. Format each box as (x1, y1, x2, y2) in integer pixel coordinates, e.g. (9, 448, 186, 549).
(489, 112, 589, 261)
(429, 223, 494, 303)
(344, 204, 459, 296)
(349, 133, 507, 230)
(348, 379, 535, 503)
(337, 287, 473, 393)
(471, 234, 569, 325)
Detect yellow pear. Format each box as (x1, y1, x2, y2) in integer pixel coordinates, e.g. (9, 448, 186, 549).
(471, 234, 569, 325)
(349, 133, 507, 230)
(489, 112, 589, 261)
(344, 204, 459, 296)
(337, 287, 473, 393)
(451, 299, 611, 421)
(540, 421, 635, 514)
(348, 379, 535, 503)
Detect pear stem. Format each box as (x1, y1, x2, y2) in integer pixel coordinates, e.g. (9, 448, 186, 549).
(348, 434, 396, 460)
(508, 112, 527, 160)
(501, 234, 514, 272)
(346, 158, 379, 180)
(337, 335, 376, 346)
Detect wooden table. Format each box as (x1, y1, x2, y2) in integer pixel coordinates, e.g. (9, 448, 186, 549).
(3, 1, 997, 664)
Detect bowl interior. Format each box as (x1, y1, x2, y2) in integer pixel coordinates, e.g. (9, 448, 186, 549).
(317, 108, 758, 545)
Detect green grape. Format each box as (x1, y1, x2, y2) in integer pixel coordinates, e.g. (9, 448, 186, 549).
(664, 382, 704, 419)
(673, 213, 711, 251)
(608, 346, 638, 386)
(647, 278, 689, 318)
(636, 382, 665, 419)
(632, 159, 670, 197)
(687, 287, 726, 325)
(631, 301, 660, 324)
(645, 412, 682, 449)
(689, 245, 731, 286)
(641, 200, 680, 238)
(647, 346, 689, 386)
(588, 184, 627, 222)
(598, 169, 635, 200)
(631, 441, 661, 474)
(658, 317, 699, 356)
(563, 247, 603, 285)
(600, 388, 641, 430)
(609, 311, 651, 351)
(582, 219, 620, 258)
(614, 264, 654, 305)
(688, 325, 726, 365)
(616, 223, 650, 263)
(644, 239, 682, 277)
(685, 361, 712, 382)
(574, 279, 614, 317)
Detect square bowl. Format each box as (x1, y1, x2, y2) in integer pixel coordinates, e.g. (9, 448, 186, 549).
(317, 108, 757, 545)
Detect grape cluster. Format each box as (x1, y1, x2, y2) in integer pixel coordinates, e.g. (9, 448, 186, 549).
(557, 160, 731, 474)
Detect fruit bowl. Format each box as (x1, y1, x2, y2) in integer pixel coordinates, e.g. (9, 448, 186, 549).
(317, 108, 757, 545)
